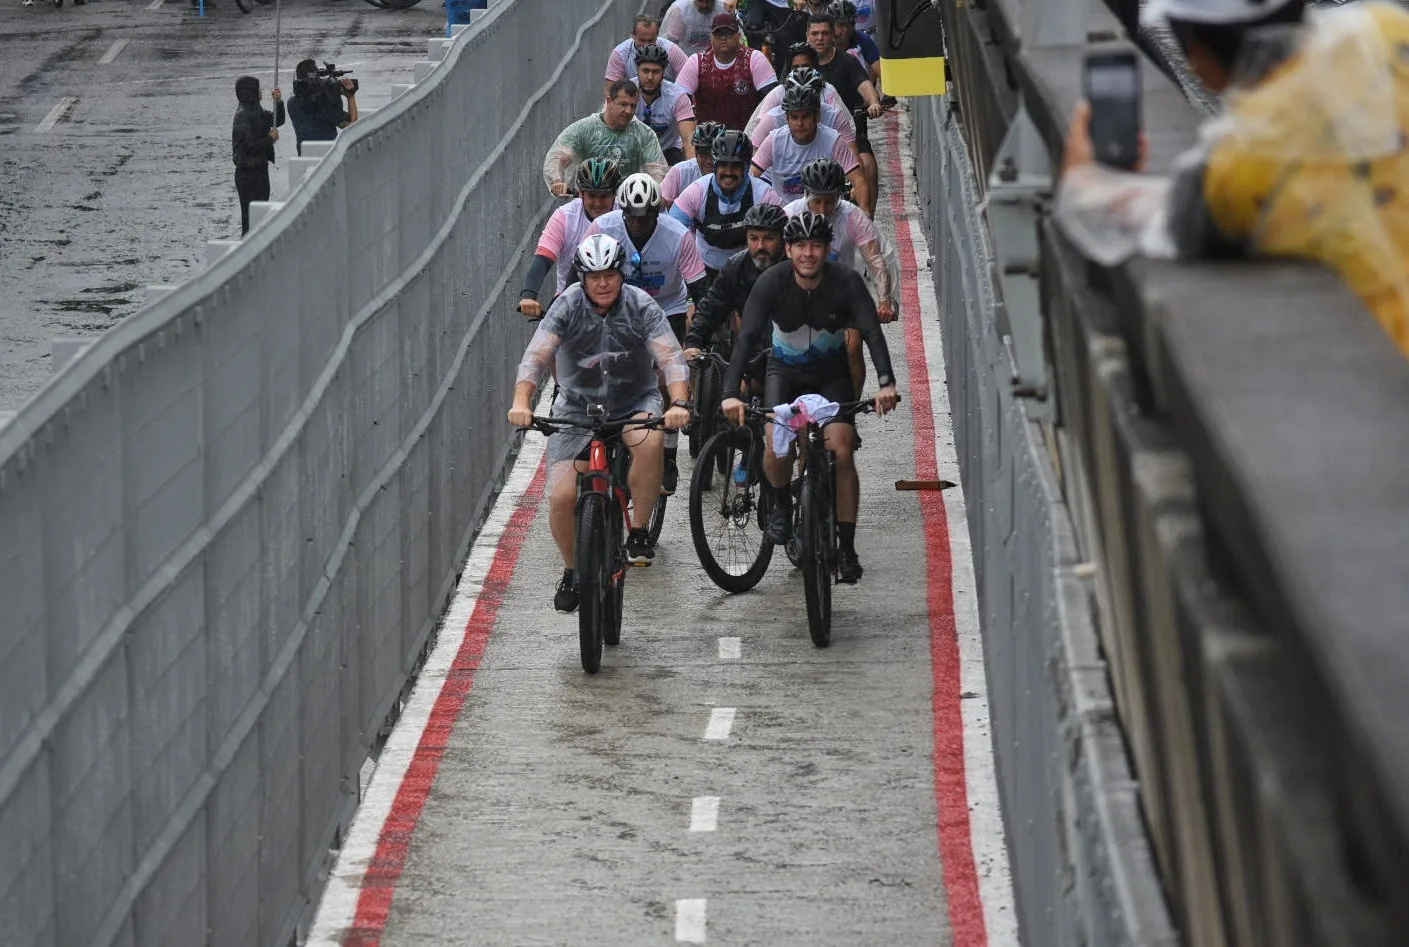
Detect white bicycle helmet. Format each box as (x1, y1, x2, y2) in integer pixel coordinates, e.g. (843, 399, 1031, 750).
(573, 233, 627, 275)
(616, 173, 662, 217)
(1144, 0, 1302, 26)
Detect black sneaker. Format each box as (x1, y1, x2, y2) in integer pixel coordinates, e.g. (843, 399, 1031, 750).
(837, 550, 864, 584)
(765, 495, 792, 545)
(626, 528, 655, 565)
(554, 569, 579, 612)
(662, 452, 679, 496)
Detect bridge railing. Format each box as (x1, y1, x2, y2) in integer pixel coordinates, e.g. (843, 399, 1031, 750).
(0, 1, 638, 944)
(915, 0, 1409, 944)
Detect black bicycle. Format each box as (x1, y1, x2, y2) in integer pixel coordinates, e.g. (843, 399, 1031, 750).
(687, 343, 730, 465)
(523, 408, 668, 673)
(790, 397, 897, 647)
(689, 395, 775, 593)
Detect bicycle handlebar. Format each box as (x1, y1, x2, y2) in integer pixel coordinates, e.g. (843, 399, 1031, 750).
(736, 394, 902, 422)
(519, 412, 673, 439)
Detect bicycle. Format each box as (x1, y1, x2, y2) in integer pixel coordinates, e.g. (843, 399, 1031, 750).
(689, 394, 775, 593)
(687, 348, 731, 474)
(523, 407, 669, 673)
(718, 396, 897, 646)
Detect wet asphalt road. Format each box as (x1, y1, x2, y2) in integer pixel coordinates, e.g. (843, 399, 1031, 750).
(344, 117, 976, 945)
(0, 0, 447, 411)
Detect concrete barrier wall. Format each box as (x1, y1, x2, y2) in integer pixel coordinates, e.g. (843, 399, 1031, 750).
(926, 0, 1409, 943)
(0, 1, 638, 944)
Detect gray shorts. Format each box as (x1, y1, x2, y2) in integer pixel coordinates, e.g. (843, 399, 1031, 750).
(545, 390, 665, 471)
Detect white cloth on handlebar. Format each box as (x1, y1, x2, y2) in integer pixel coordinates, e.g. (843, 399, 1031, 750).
(771, 394, 840, 455)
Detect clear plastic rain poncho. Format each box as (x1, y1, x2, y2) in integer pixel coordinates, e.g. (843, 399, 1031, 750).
(1055, 0, 1409, 354)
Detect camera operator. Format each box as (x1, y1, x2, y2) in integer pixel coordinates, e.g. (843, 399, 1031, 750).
(287, 58, 359, 157)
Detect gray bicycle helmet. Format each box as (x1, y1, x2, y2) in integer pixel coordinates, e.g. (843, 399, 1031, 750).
(693, 120, 726, 150)
(782, 210, 834, 244)
(741, 204, 788, 232)
(575, 157, 623, 194)
(785, 67, 826, 96)
(800, 158, 847, 195)
(828, 0, 857, 23)
(781, 85, 822, 114)
(711, 129, 754, 165)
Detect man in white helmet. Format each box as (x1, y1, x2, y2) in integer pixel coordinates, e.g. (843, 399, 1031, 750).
(1058, 0, 1409, 354)
(581, 173, 710, 494)
(509, 234, 692, 610)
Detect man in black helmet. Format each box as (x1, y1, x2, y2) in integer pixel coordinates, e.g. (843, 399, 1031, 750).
(721, 210, 899, 583)
(231, 76, 285, 236)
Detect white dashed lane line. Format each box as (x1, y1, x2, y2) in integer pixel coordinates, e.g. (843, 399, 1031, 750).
(688, 796, 720, 833)
(97, 38, 129, 64)
(702, 707, 735, 741)
(716, 636, 740, 660)
(674, 899, 707, 944)
(33, 97, 76, 133)
(145, 0, 164, 8)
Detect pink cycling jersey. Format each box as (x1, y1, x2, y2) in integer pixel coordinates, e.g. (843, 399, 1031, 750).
(749, 102, 856, 151)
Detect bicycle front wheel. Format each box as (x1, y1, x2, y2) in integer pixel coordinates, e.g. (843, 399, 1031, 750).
(690, 428, 773, 593)
(575, 493, 609, 672)
(800, 475, 833, 647)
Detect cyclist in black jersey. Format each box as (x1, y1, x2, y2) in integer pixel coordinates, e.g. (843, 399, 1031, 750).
(720, 210, 898, 583)
(682, 203, 788, 382)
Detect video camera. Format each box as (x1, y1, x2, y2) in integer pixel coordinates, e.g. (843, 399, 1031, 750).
(294, 60, 359, 104)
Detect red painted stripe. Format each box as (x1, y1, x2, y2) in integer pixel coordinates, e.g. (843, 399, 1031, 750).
(343, 456, 548, 947)
(883, 114, 988, 946)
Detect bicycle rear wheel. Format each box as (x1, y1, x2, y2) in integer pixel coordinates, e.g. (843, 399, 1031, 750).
(646, 492, 668, 547)
(690, 358, 722, 466)
(234, 0, 253, 13)
(800, 474, 833, 647)
(575, 493, 608, 672)
(690, 428, 773, 593)
(604, 503, 626, 646)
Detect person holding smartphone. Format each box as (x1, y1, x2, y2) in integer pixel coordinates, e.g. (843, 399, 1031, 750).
(1057, 0, 1409, 357)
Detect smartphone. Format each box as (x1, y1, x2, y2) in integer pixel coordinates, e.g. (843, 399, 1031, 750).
(1083, 50, 1142, 171)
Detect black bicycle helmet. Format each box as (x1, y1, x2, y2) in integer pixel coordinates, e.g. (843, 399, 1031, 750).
(829, 0, 857, 23)
(635, 43, 670, 68)
(800, 158, 847, 195)
(575, 157, 622, 194)
(781, 85, 822, 113)
(711, 129, 754, 165)
(787, 41, 818, 65)
(693, 120, 726, 150)
(783, 209, 834, 244)
(741, 203, 788, 232)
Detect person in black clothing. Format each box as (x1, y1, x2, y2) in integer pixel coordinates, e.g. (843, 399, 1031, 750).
(231, 76, 285, 236)
(682, 203, 788, 392)
(807, 11, 882, 214)
(763, 0, 830, 79)
(287, 59, 358, 156)
(720, 210, 898, 582)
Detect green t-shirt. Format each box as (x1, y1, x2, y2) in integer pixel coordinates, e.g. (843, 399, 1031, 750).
(555, 113, 666, 177)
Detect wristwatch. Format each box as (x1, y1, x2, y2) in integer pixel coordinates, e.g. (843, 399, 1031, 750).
(671, 399, 694, 410)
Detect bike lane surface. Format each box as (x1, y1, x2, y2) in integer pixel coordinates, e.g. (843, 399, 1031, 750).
(308, 109, 1016, 947)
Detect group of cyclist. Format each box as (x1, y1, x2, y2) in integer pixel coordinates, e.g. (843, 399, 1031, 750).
(512, 0, 901, 612)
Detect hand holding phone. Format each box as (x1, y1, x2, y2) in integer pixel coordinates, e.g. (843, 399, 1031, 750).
(1084, 50, 1142, 171)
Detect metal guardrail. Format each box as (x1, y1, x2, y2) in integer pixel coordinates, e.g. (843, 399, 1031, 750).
(911, 91, 1177, 947)
(0, 1, 639, 944)
(924, 0, 1409, 944)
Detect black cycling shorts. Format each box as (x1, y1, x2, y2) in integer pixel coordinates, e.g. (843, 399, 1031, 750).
(764, 359, 855, 416)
